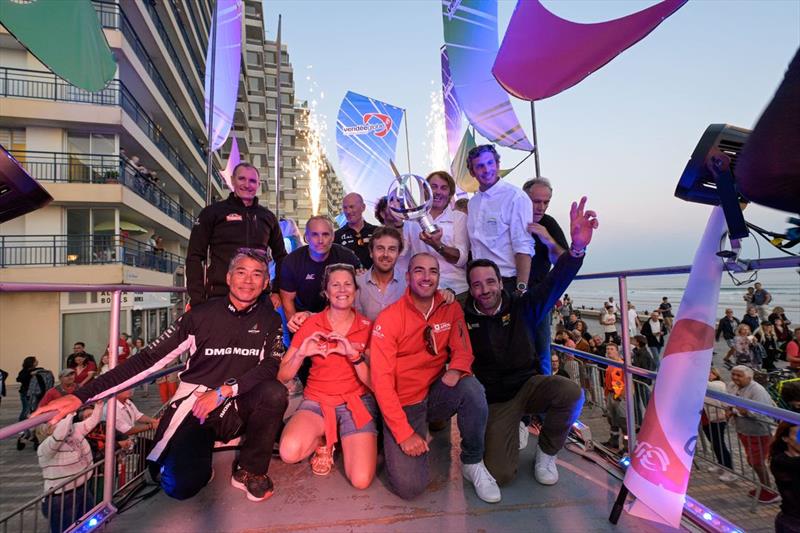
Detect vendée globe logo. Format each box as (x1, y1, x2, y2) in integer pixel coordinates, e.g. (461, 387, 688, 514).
(342, 113, 393, 138)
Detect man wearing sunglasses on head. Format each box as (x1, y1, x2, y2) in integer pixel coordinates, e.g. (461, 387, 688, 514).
(369, 252, 498, 503)
(33, 250, 288, 504)
(464, 197, 598, 489)
(186, 162, 287, 309)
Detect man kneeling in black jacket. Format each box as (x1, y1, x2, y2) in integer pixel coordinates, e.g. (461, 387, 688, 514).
(464, 197, 597, 487)
(33, 250, 288, 502)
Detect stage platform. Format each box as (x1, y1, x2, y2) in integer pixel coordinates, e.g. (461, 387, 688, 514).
(107, 426, 682, 533)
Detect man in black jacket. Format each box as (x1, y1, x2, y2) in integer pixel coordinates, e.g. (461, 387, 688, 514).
(34, 251, 288, 503)
(464, 197, 597, 487)
(186, 162, 287, 308)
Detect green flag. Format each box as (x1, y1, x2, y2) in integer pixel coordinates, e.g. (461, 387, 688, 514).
(0, 0, 115, 91)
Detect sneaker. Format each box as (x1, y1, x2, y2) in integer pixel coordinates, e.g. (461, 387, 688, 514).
(231, 468, 274, 502)
(719, 472, 737, 483)
(519, 422, 529, 450)
(533, 447, 559, 485)
(462, 461, 501, 503)
(310, 445, 335, 476)
(706, 465, 720, 474)
(757, 489, 781, 504)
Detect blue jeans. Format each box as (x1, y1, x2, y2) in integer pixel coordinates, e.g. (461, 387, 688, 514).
(19, 391, 30, 421)
(382, 376, 488, 500)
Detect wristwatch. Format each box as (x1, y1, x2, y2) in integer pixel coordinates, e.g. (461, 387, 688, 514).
(569, 243, 587, 258)
(351, 352, 366, 366)
(436, 243, 445, 254)
(223, 377, 238, 397)
(516, 282, 528, 293)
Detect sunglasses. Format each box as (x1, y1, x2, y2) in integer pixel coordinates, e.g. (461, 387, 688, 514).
(236, 247, 270, 264)
(423, 325, 438, 357)
(324, 263, 356, 274)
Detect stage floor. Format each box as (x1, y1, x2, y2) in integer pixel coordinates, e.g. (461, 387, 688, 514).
(107, 427, 682, 533)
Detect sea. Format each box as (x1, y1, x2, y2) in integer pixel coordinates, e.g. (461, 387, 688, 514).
(563, 267, 799, 323)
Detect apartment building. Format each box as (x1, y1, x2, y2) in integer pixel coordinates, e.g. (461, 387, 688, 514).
(0, 0, 227, 372)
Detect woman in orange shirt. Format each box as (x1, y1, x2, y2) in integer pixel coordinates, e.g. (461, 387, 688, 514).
(278, 264, 377, 489)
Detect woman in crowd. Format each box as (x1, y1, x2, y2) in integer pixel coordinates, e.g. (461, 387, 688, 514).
(98, 351, 111, 375)
(769, 422, 800, 532)
(728, 324, 763, 369)
(774, 317, 793, 350)
(756, 321, 780, 371)
(278, 264, 378, 489)
(71, 352, 96, 388)
(602, 343, 627, 450)
(573, 319, 592, 342)
(16, 356, 39, 422)
(701, 368, 737, 482)
(768, 306, 792, 327)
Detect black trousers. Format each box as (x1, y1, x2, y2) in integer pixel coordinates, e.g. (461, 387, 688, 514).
(157, 380, 287, 500)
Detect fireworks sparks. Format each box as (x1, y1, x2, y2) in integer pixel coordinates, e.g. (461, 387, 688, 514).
(423, 81, 450, 173)
(302, 65, 326, 216)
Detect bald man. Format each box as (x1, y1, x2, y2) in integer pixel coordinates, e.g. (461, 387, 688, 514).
(335, 192, 377, 269)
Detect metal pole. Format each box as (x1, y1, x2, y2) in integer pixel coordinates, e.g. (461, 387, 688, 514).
(530, 101, 541, 177)
(273, 15, 282, 219)
(205, 0, 218, 207)
(617, 276, 637, 455)
(102, 290, 121, 504)
(403, 109, 411, 173)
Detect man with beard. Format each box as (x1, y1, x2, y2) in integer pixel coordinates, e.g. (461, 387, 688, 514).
(403, 171, 469, 301)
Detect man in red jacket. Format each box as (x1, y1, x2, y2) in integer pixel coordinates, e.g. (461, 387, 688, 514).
(370, 253, 500, 503)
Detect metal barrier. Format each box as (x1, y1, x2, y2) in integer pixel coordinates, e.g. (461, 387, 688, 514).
(0, 283, 185, 532)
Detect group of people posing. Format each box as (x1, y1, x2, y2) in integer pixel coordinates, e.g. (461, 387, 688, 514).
(36, 144, 600, 505)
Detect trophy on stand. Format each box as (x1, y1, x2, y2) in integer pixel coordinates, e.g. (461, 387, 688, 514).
(387, 161, 439, 235)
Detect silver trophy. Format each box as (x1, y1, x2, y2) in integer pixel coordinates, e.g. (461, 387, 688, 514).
(387, 173, 438, 234)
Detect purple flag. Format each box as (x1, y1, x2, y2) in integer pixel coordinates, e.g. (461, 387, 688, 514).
(493, 0, 686, 102)
(441, 47, 463, 161)
(204, 0, 243, 151)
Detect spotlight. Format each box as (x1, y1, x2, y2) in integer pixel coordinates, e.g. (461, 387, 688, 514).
(618, 456, 631, 468)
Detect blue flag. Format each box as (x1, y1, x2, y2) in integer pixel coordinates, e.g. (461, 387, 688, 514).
(335, 91, 405, 213)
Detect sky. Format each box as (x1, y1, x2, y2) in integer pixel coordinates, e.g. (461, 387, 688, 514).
(261, 0, 800, 272)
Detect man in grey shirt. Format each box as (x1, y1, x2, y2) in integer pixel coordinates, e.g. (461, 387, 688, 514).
(727, 365, 779, 503)
(355, 226, 455, 321)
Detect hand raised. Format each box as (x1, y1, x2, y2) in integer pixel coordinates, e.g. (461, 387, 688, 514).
(569, 196, 599, 251)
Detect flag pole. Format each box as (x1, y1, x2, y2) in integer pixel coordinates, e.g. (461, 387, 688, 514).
(530, 101, 541, 178)
(273, 15, 283, 219)
(205, 0, 219, 206)
(403, 109, 412, 173)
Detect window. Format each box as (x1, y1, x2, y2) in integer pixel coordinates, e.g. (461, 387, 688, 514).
(266, 97, 277, 110)
(249, 128, 264, 143)
(280, 93, 293, 106)
(266, 75, 276, 88)
(282, 135, 295, 146)
(65, 132, 117, 182)
(248, 102, 264, 119)
(279, 72, 292, 86)
(267, 121, 277, 134)
(246, 51, 262, 66)
(248, 77, 264, 93)
(0, 128, 26, 152)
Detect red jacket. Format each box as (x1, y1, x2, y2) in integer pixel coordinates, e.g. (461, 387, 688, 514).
(369, 290, 473, 443)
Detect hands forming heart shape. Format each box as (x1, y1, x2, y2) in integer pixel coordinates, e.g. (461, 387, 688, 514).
(303, 331, 352, 358)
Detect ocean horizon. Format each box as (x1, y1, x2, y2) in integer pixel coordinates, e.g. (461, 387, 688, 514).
(562, 266, 799, 324)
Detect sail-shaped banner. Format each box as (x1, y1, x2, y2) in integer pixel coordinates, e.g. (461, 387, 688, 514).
(493, 0, 686, 101)
(336, 91, 405, 210)
(0, 0, 115, 91)
(442, 0, 533, 152)
(441, 47, 463, 161)
(205, 0, 243, 151)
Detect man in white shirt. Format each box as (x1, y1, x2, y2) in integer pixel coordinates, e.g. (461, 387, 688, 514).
(403, 171, 469, 301)
(105, 389, 159, 436)
(466, 145, 534, 295)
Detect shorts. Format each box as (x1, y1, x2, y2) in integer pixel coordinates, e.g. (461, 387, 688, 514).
(725, 338, 735, 349)
(737, 433, 771, 467)
(297, 393, 379, 438)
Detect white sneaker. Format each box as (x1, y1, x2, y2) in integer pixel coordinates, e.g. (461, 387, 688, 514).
(462, 461, 501, 503)
(534, 446, 559, 485)
(719, 471, 738, 483)
(519, 421, 529, 450)
(706, 465, 720, 473)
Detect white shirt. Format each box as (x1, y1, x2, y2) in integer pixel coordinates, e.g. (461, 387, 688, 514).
(103, 399, 144, 434)
(467, 180, 534, 278)
(403, 205, 469, 294)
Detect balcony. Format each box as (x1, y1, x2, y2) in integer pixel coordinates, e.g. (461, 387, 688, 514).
(144, 0, 205, 82)
(0, 66, 208, 201)
(0, 234, 183, 274)
(11, 150, 195, 230)
(93, 0, 205, 157)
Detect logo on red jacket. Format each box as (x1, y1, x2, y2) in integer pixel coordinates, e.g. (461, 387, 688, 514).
(226, 213, 243, 222)
(342, 113, 393, 138)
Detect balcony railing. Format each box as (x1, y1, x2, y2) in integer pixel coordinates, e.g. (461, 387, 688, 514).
(11, 150, 195, 229)
(0, 234, 184, 274)
(142, 0, 205, 90)
(0, 66, 210, 200)
(92, 0, 205, 156)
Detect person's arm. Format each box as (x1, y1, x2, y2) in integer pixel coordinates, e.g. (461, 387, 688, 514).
(441, 305, 474, 385)
(234, 325, 285, 397)
(787, 341, 800, 366)
(280, 290, 298, 321)
(267, 213, 288, 295)
(509, 193, 535, 286)
(419, 229, 461, 265)
(185, 207, 213, 307)
(279, 255, 299, 320)
(73, 401, 104, 439)
(369, 314, 416, 444)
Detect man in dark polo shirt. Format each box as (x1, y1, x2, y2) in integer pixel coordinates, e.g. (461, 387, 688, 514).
(522, 177, 568, 375)
(280, 215, 361, 323)
(334, 193, 377, 269)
